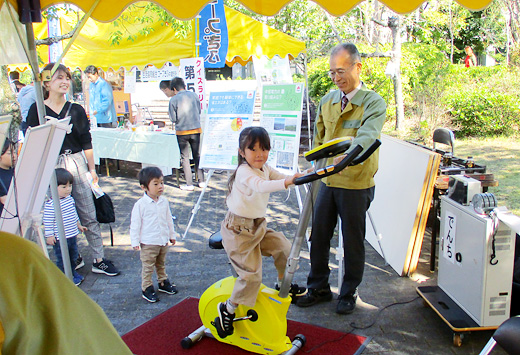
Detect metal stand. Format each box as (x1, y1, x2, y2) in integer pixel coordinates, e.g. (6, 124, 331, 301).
(182, 169, 214, 239)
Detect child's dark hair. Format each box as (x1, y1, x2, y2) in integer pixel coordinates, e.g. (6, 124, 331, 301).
(1, 139, 13, 156)
(55, 168, 73, 186)
(227, 126, 271, 194)
(138, 167, 163, 188)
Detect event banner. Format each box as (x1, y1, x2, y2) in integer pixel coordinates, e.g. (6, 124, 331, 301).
(199, 90, 256, 170)
(179, 57, 206, 110)
(260, 83, 304, 174)
(199, 0, 228, 68)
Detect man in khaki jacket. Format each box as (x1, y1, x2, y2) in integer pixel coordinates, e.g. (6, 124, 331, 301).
(297, 43, 386, 314)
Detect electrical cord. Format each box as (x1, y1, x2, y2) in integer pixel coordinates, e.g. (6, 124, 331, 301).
(488, 208, 500, 265)
(300, 296, 421, 352)
(350, 296, 421, 330)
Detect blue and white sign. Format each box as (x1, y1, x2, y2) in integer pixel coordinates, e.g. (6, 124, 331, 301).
(199, 91, 256, 170)
(199, 0, 228, 68)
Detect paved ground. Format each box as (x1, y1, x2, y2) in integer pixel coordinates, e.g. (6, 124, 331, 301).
(68, 160, 507, 355)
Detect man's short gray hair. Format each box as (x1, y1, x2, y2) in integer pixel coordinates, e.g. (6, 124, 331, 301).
(331, 43, 361, 62)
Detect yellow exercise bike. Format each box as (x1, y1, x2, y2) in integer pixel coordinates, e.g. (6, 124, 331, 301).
(181, 137, 381, 354)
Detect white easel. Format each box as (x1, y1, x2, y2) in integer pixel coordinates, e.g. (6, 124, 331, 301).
(0, 118, 72, 278)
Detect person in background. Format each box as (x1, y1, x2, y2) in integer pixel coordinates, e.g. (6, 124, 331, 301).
(168, 77, 204, 190)
(159, 80, 175, 98)
(27, 63, 120, 277)
(17, 80, 36, 135)
(43, 168, 87, 286)
(130, 166, 179, 303)
(84, 65, 117, 128)
(465, 46, 477, 67)
(296, 43, 386, 315)
(0, 139, 17, 216)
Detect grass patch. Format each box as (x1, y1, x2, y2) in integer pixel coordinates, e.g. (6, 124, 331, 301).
(455, 137, 520, 216)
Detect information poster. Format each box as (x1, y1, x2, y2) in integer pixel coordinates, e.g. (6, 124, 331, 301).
(260, 83, 304, 174)
(199, 90, 256, 170)
(253, 55, 293, 86)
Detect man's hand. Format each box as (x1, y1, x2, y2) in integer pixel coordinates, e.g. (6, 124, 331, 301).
(133, 246, 140, 251)
(46, 236, 56, 246)
(170, 239, 177, 245)
(333, 154, 348, 175)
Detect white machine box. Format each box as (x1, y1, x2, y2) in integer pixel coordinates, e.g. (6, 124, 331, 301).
(438, 196, 515, 327)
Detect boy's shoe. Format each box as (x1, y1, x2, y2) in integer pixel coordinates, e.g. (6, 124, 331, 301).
(158, 279, 178, 295)
(92, 259, 120, 276)
(214, 302, 235, 338)
(179, 184, 194, 191)
(198, 182, 207, 188)
(296, 287, 333, 308)
(142, 285, 159, 303)
(75, 255, 84, 270)
(73, 273, 84, 286)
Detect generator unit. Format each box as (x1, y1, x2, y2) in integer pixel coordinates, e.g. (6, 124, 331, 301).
(438, 196, 515, 327)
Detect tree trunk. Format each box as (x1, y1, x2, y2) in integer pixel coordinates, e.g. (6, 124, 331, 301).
(389, 16, 405, 131)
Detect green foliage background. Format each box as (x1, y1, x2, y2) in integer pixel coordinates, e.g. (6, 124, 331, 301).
(306, 43, 520, 139)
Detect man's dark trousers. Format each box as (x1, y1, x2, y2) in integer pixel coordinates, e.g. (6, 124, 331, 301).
(307, 183, 375, 298)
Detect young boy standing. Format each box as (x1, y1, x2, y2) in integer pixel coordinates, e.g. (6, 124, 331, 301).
(43, 168, 87, 286)
(130, 167, 179, 302)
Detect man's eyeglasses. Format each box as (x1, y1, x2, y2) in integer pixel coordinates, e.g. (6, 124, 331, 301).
(327, 62, 360, 79)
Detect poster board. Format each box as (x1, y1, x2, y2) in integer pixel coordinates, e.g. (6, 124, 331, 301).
(365, 134, 440, 276)
(259, 83, 304, 174)
(199, 90, 256, 170)
(0, 119, 69, 235)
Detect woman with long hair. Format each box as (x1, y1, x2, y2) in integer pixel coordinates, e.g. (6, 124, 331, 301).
(26, 63, 120, 277)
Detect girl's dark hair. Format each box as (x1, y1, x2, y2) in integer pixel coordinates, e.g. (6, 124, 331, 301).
(227, 126, 271, 194)
(42, 63, 71, 99)
(55, 168, 73, 186)
(1, 139, 13, 156)
(138, 166, 163, 188)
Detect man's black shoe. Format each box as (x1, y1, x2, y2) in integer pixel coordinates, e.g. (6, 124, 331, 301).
(336, 293, 357, 315)
(296, 287, 332, 307)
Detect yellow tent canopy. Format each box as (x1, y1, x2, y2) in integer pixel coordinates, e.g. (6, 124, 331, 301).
(55, 5, 305, 71)
(6, 5, 305, 72)
(7, 0, 494, 22)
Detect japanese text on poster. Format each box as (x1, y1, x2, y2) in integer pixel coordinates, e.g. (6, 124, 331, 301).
(199, 90, 256, 170)
(259, 83, 304, 174)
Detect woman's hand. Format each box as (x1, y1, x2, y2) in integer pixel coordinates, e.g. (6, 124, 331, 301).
(90, 169, 99, 184)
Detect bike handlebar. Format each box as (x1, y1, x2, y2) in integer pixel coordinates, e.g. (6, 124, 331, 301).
(294, 139, 382, 186)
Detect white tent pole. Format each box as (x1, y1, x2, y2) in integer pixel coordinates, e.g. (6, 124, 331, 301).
(304, 54, 311, 150)
(25, 23, 46, 125)
(51, 0, 100, 74)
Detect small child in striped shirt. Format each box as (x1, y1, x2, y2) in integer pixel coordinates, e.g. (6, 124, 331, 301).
(44, 168, 87, 286)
